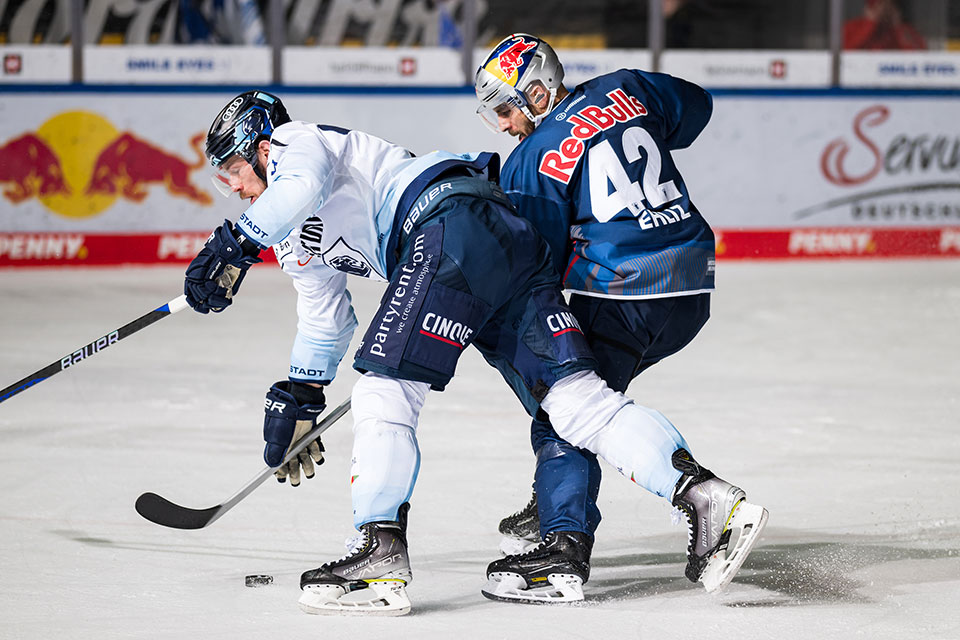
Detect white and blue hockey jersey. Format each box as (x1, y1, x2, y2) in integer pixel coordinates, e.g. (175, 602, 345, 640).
(500, 69, 716, 299)
(234, 121, 495, 384)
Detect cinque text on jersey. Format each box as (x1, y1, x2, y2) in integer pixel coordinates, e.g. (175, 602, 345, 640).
(546, 311, 583, 336)
(420, 313, 474, 348)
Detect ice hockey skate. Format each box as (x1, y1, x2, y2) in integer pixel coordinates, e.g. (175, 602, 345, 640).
(497, 487, 542, 556)
(670, 449, 768, 593)
(482, 530, 592, 604)
(299, 504, 412, 616)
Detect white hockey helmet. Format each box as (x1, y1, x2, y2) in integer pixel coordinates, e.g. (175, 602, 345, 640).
(475, 33, 564, 132)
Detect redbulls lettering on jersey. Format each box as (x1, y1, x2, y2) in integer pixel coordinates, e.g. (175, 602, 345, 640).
(539, 89, 648, 184)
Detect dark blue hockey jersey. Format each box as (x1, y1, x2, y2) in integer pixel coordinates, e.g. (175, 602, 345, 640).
(499, 69, 716, 299)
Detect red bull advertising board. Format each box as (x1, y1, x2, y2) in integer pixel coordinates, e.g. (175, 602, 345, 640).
(1, 90, 959, 267)
(0, 97, 237, 266)
(0, 109, 220, 219)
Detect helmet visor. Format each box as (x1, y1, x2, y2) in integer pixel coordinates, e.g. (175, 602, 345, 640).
(476, 83, 527, 133)
(208, 156, 244, 198)
(210, 172, 233, 198)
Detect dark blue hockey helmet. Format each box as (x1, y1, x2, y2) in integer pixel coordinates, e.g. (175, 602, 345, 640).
(205, 90, 290, 169)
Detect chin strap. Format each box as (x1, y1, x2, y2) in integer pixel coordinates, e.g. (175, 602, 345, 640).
(250, 135, 271, 182)
(253, 160, 267, 183)
(523, 87, 559, 129)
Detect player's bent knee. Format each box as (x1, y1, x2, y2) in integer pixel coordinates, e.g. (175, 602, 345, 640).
(351, 372, 430, 431)
(540, 371, 632, 449)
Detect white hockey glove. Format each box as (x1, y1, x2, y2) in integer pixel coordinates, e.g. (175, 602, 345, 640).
(263, 381, 327, 487)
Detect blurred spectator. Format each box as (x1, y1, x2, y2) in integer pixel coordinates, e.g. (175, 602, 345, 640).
(437, 0, 463, 48)
(843, 0, 926, 50)
(603, 0, 650, 48)
(664, 0, 694, 47)
(663, 0, 765, 49)
(177, 0, 267, 45)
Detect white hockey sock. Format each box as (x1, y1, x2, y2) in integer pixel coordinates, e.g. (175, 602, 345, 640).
(350, 373, 430, 527)
(541, 371, 688, 498)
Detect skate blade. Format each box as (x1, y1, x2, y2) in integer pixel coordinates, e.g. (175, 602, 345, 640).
(298, 579, 411, 616)
(481, 572, 584, 604)
(498, 535, 541, 557)
(701, 501, 769, 593)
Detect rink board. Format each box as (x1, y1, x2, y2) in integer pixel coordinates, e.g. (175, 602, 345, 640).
(2, 227, 960, 267)
(1, 87, 959, 265)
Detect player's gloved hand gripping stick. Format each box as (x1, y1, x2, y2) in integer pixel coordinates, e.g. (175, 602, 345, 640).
(264, 380, 328, 487)
(183, 219, 263, 313)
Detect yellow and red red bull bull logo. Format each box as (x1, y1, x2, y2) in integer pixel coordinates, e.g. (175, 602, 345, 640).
(0, 111, 213, 217)
(0, 110, 227, 267)
(483, 35, 538, 87)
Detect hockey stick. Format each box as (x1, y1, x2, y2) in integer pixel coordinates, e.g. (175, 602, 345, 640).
(135, 398, 352, 530)
(1, 295, 190, 405)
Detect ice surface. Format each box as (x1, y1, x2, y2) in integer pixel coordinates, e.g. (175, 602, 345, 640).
(2, 261, 959, 639)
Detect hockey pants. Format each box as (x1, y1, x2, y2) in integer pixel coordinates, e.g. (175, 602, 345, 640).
(531, 292, 710, 539)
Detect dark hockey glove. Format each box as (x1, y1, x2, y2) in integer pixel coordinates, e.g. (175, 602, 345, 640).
(263, 380, 327, 487)
(184, 219, 263, 314)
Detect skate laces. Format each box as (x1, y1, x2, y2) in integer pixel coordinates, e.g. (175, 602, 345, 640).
(671, 505, 696, 560)
(503, 491, 537, 526)
(344, 533, 365, 554)
(670, 505, 686, 527)
(331, 530, 368, 564)
(504, 532, 551, 561)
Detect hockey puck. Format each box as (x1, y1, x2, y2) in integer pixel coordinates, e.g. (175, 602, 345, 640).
(245, 574, 273, 587)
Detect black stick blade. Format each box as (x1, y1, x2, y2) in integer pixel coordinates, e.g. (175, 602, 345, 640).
(134, 399, 351, 531)
(135, 492, 223, 530)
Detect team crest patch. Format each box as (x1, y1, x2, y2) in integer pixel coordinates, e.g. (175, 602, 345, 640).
(299, 215, 381, 279)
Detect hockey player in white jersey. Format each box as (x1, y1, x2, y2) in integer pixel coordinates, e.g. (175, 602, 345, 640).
(183, 90, 768, 615)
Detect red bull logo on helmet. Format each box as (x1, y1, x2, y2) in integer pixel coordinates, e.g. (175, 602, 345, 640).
(483, 35, 538, 86)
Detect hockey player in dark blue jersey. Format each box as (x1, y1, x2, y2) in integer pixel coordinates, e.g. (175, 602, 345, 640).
(475, 34, 750, 602)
